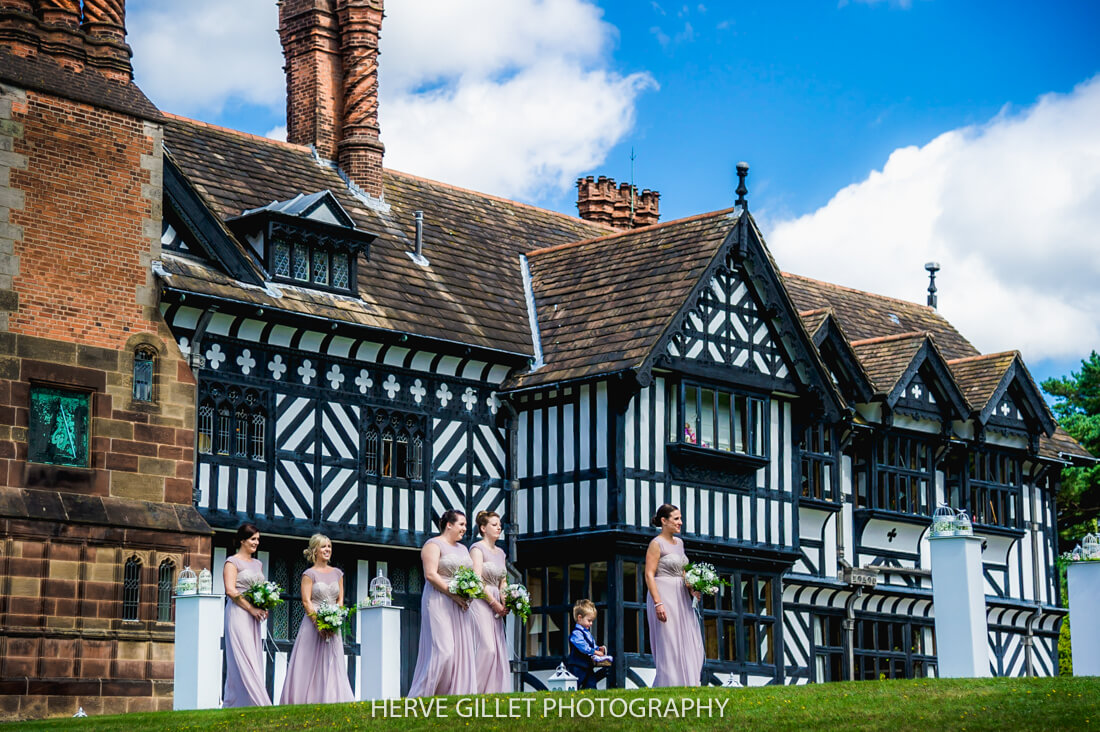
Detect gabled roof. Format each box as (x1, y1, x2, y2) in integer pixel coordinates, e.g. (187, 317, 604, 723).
(851, 332, 969, 418)
(783, 272, 979, 361)
(949, 352, 1056, 436)
(241, 190, 357, 228)
(800, 308, 875, 404)
(506, 210, 739, 389)
(158, 114, 609, 357)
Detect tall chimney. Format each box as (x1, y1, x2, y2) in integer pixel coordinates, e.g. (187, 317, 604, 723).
(280, 0, 385, 199)
(0, 0, 132, 79)
(576, 175, 660, 229)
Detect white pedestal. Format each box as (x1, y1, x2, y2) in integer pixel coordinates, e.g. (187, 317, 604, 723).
(358, 606, 402, 700)
(173, 594, 224, 710)
(1068, 561, 1100, 676)
(930, 535, 991, 678)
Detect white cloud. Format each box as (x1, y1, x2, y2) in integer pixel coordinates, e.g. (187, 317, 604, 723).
(265, 125, 287, 142)
(128, 0, 283, 115)
(766, 76, 1100, 363)
(379, 0, 655, 199)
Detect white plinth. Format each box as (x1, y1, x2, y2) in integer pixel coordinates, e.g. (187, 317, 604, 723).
(358, 606, 402, 700)
(1068, 561, 1100, 676)
(929, 535, 991, 678)
(173, 594, 224, 710)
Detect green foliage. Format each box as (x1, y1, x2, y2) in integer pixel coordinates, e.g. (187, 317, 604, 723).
(1059, 614, 1073, 676)
(1041, 350, 1100, 546)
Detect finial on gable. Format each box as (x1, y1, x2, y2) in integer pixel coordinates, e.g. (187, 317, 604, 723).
(735, 161, 750, 209)
(925, 261, 940, 309)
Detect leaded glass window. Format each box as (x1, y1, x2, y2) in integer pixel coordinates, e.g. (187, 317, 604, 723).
(312, 249, 329, 285)
(157, 559, 174, 622)
(217, 406, 232, 455)
(123, 556, 142, 621)
(133, 347, 155, 402)
(382, 431, 394, 477)
(292, 244, 309, 281)
(197, 384, 266, 464)
(332, 253, 349, 289)
(234, 406, 249, 457)
(273, 239, 291, 277)
(251, 410, 266, 460)
(29, 385, 90, 467)
(409, 435, 423, 481)
(198, 400, 214, 454)
(365, 429, 378, 475)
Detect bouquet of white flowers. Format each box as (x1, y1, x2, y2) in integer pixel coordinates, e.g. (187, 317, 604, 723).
(242, 580, 285, 611)
(312, 601, 359, 642)
(502, 583, 531, 623)
(448, 567, 485, 601)
(684, 562, 728, 609)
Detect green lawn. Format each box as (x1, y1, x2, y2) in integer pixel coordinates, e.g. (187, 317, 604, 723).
(8, 677, 1098, 731)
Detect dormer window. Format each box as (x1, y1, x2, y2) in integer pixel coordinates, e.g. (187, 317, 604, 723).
(227, 190, 373, 296)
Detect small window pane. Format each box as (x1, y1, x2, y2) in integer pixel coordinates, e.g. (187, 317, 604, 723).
(395, 434, 408, 479)
(717, 392, 732, 451)
(365, 429, 378, 476)
(312, 249, 329, 285)
(251, 410, 266, 461)
(234, 406, 249, 457)
(123, 557, 142, 621)
(157, 560, 174, 622)
(409, 435, 423, 481)
(292, 244, 309, 281)
(133, 349, 154, 402)
(198, 401, 214, 454)
(683, 386, 699, 444)
(29, 386, 90, 467)
(273, 239, 291, 277)
(217, 406, 232, 455)
(332, 253, 350, 289)
(700, 389, 715, 448)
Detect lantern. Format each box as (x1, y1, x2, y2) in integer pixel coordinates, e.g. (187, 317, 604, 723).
(198, 567, 213, 594)
(369, 569, 393, 607)
(1083, 533, 1100, 560)
(954, 510, 973, 537)
(176, 566, 197, 596)
(931, 504, 956, 537)
(546, 663, 578, 692)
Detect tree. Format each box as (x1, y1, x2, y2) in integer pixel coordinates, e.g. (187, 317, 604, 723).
(1042, 351, 1100, 547)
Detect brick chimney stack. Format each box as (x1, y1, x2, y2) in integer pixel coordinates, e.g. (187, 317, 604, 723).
(280, 0, 386, 199)
(0, 0, 132, 80)
(576, 175, 660, 229)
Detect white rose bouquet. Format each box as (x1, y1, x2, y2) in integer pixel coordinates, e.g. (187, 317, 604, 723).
(448, 566, 485, 600)
(684, 562, 728, 609)
(242, 580, 285, 610)
(312, 601, 359, 642)
(502, 583, 531, 623)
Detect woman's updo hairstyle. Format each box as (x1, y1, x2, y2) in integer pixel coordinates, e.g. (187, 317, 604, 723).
(235, 522, 261, 549)
(438, 509, 466, 533)
(651, 504, 679, 528)
(303, 533, 330, 564)
(476, 510, 500, 535)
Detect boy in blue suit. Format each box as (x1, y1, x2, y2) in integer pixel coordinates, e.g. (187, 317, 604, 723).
(565, 599, 612, 689)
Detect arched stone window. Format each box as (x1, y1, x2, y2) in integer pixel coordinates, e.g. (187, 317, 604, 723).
(123, 556, 142, 621)
(133, 346, 156, 402)
(157, 559, 175, 622)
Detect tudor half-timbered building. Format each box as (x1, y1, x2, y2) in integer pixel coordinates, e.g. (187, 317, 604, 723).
(1, 0, 1096, 717)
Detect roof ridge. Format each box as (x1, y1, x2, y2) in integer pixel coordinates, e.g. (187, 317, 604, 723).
(851, 331, 928, 347)
(527, 208, 739, 258)
(162, 112, 315, 153)
(782, 271, 935, 312)
(948, 350, 1020, 365)
(383, 168, 614, 231)
(798, 307, 832, 317)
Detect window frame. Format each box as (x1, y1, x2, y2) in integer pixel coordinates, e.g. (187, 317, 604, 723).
(122, 555, 142, 622)
(132, 346, 157, 403)
(197, 382, 268, 466)
(157, 559, 175, 623)
(28, 384, 92, 468)
(800, 423, 839, 503)
(854, 431, 936, 517)
(945, 449, 1024, 531)
(267, 231, 358, 296)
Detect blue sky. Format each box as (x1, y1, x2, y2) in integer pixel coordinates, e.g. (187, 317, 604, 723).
(128, 0, 1100, 389)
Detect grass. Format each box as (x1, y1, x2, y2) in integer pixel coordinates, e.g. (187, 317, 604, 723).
(7, 676, 1098, 731)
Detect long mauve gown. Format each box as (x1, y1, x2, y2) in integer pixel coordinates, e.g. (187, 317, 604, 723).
(646, 536, 704, 687)
(408, 538, 478, 697)
(279, 567, 355, 705)
(223, 555, 273, 707)
(469, 542, 510, 694)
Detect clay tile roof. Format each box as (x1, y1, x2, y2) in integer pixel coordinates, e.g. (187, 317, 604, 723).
(0, 47, 162, 121)
(798, 308, 832, 337)
(160, 115, 610, 356)
(850, 332, 929, 393)
(506, 209, 740, 389)
(1041, 426, 1095, 461)
(782, 272, 979, 361)
(947, 352, 1018, 408)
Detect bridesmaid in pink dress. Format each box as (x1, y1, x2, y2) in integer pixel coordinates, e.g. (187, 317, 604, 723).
(408, 509, 479, 697)
(644, 504, 705, 687)
(469, 511, 510, 694)
(222, 523, 273, 707)
(279, 534, 355, 705)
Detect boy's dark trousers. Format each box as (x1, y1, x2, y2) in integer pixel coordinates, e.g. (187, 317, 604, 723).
(566, 644, 610, 689)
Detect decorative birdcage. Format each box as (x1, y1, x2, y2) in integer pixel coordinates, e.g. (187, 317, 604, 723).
(1083, 533, 1100, 560)
(931, 504, 957, 537)
(369, 569, 393, 607)
(954, 510, 973, 537)
(546, 663, 578, 692)
(176, 566, 197, 596)
(198, 567, 213, 594)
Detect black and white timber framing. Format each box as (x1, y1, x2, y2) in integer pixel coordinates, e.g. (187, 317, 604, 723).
(156, 156, 1074, 696)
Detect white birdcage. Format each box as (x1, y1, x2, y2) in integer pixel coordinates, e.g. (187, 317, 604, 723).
(176, 566, 197, 595)
(198, 567, 213, 594)
(369, 569, 392, 607)
(546, 663, 578, 692)
(1083, 533, 1100, 560)
(931, 504, 957, 537)
(954, 510, 973, 537)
